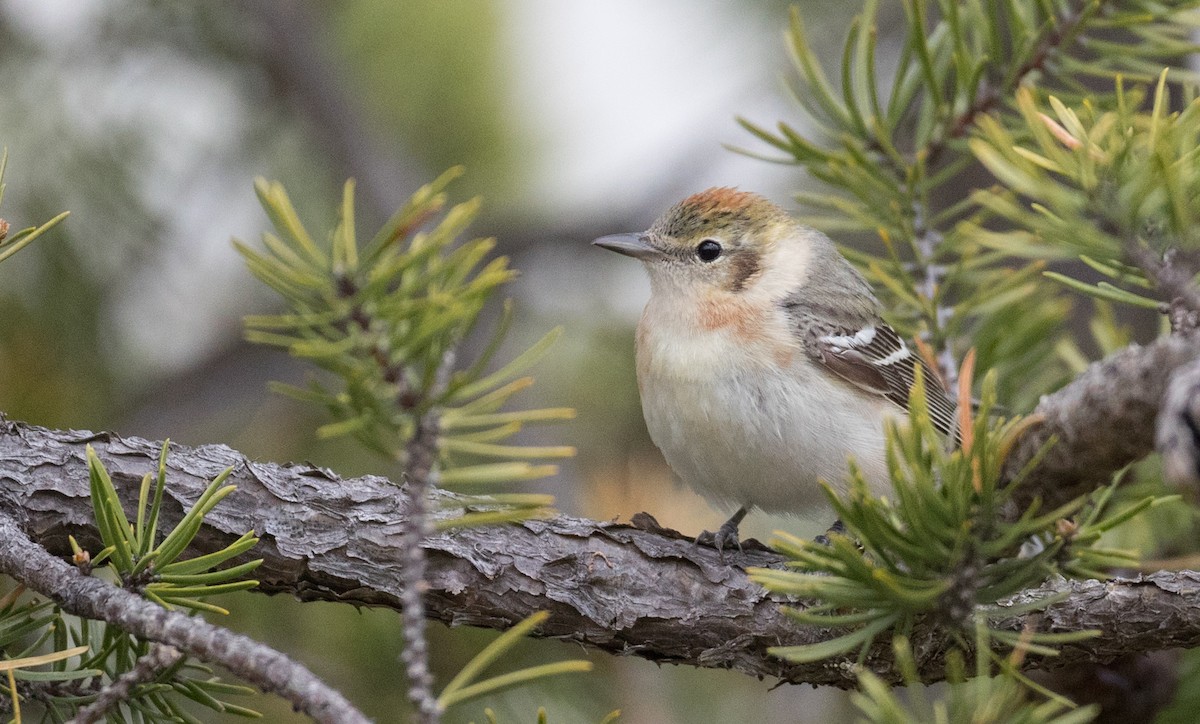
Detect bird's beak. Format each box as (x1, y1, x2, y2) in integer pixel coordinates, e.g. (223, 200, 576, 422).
(592, 233, 664, 261)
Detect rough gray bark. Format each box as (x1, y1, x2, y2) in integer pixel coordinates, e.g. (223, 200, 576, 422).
(1003, 332, 1200, 510)
(2, 395, 1200, 689)
(1159, 353, 1200, 488)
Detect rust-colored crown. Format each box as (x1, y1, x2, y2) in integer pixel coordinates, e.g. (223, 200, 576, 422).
(650, 187, 786, 241)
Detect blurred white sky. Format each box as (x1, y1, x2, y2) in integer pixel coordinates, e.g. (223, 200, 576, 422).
(505, 0, 801, 217)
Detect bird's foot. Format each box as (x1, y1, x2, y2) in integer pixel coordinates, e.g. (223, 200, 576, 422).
(695, 507, 748, 561)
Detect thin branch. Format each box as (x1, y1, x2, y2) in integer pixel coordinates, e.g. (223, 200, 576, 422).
(908, 0, 1092, 384)
(66, 644, 184, 724)
(0, 508, 370, 724)
(399, 350, 455, 724)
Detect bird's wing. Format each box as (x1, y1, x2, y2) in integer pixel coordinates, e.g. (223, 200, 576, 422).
(812, 323, 958, 437)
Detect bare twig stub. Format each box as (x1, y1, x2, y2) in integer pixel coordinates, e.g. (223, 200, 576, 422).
(1159, 352, 1200, 489)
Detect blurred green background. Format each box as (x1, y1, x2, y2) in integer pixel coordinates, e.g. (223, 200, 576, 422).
(0, 1, 912, 721)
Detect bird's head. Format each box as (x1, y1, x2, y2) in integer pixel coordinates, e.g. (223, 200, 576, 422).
(594, 188, 803, 298)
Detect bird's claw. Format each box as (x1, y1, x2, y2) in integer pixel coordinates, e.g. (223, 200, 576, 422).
(695, 507, 748, 561)
(695, 520, 743, 554)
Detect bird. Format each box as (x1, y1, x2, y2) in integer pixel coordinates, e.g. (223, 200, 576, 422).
(593, 187, 957, 552)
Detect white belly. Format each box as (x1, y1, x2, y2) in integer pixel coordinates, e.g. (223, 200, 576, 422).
(638, 342, 894, 516)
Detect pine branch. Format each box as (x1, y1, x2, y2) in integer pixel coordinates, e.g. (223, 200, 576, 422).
(2, 331, 1196, 690)
(6, 447, 1200, 688)
(0, 504, 368, 724)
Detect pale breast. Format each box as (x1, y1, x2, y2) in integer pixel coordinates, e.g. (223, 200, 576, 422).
(636, 300, 893, 516)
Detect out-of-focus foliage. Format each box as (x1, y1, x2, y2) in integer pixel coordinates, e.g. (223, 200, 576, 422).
(0, 149, 106, 428)
(850, 633, 1098, 724)
(331, 1, 519, 200)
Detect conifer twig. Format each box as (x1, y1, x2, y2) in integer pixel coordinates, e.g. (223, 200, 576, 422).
(930, 0, 1091, 165)
(399, 350, 455, 724)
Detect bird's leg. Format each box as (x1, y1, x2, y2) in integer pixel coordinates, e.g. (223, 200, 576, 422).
(695, 507, 747, 557)
(813, 518, 847, 547)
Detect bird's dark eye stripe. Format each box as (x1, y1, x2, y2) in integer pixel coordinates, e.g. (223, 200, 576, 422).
(696, 239, 722, 262)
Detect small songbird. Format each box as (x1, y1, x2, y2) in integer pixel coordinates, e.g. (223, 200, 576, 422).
(594, 188, 956, 551)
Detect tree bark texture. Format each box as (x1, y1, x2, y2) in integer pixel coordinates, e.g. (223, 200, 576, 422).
(1003, 333, 1200, 509)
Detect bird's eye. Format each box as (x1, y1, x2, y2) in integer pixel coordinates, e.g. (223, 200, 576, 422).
(696, 239, 722, 262)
